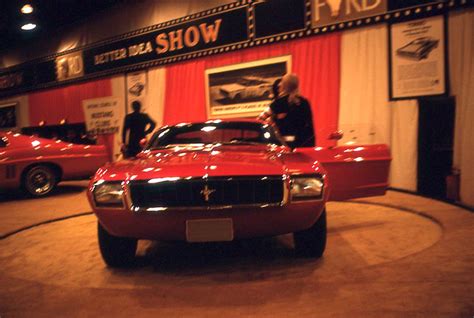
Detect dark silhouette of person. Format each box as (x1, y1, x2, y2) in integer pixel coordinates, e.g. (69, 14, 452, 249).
(258, 74, 315, 148)
(122, 101, 156, 158)
(271, 78, 282, 100)
(257, 78, 281, 122)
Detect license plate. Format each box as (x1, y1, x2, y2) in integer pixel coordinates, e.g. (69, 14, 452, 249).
(186, 218, 234, 242)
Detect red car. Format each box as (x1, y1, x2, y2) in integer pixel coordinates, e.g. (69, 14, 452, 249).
(88, 120, 390, 267)
(0, 131, 109, 197)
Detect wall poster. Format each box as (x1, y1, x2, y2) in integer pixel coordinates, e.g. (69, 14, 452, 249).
(205, 56, 291, 119)
(389, 15, 446, 100)
(0, 103, 17, 130)
(126, 70, 148, 112)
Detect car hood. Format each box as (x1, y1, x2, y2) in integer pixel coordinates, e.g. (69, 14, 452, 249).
(94, 145, 324, 182)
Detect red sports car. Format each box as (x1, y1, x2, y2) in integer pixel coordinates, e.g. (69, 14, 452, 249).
(87, 120, 390, 267)
(0, 131, 109, 197)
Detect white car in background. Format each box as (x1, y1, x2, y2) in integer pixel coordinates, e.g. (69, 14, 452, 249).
(219, 76, 273, 101)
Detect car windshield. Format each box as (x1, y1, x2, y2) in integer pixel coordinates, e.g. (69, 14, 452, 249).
(147, 121, 283, 149)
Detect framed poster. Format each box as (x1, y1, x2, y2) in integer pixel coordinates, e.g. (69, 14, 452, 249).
(389, 15, 447, 100)
(126, 70, 148, 112)
(205, 56, 291, 119)
(0, 103, 17, 130)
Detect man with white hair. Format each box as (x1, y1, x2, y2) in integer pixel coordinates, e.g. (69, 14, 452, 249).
(258, 73, 315, 148)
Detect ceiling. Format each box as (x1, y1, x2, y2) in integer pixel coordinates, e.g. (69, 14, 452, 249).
(0, 0, 128, 53)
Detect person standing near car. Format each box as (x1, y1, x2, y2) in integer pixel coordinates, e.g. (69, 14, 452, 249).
(122, 101, 156, 158)
(258, 73, 315, 148)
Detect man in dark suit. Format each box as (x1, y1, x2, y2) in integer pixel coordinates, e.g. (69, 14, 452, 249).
(122, 101, 156, 158)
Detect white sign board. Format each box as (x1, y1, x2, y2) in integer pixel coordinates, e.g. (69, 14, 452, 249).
(390, 15, 446, 99)
(82, 97, 121, 134)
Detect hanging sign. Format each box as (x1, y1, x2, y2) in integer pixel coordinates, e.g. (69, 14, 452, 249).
(389, 15, 446, 100)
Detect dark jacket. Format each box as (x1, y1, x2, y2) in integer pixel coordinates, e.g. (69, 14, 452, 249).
(270, 95, 315, 147)
(122, 112, 156, 156)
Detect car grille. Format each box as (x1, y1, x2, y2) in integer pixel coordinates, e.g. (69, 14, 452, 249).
(128, 176, 285, 209)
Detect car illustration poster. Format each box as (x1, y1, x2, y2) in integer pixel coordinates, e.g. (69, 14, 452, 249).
(390, 15, 445, 99)
(126, 70, 147, 112)
(205, 56, 291, 118)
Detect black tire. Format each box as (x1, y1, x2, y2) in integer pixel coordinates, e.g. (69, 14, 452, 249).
(22, 165, 57, 197)
(294, 209, 327, 258)
(98, 222, 137, 268)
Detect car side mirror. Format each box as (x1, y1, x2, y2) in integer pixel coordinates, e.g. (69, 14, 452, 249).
(328, 131, 343, 141)
(139, 138, 148, 148)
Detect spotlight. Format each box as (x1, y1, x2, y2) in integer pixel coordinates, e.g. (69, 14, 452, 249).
(21, 23, 36, 31)
(21, 4, 34, 14)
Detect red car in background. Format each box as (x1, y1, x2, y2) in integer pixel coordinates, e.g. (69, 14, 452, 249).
(87, 120, 391, 267)
(0, 132, 109, 197)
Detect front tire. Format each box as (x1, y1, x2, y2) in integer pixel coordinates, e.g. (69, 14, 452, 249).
(294, 209, 327, 257)
(98, 222, 137, 268)
(23, 165, 57, 197)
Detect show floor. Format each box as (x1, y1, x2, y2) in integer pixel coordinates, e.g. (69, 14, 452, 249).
(0, 183, 473, 317)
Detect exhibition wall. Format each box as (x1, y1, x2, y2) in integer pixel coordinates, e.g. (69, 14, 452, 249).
(0, 1, 472, 207)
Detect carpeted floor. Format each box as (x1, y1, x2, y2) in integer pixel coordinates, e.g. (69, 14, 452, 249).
(0, 188, 473, 317)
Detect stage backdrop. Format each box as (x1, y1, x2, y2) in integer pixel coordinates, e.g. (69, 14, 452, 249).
(163, 34, 341, 147)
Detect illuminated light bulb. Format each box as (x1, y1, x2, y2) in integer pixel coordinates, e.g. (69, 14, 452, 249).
(21, 23, 36, 30)
(21, 4, 33, 14)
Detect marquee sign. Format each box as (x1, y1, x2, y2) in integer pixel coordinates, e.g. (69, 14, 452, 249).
(56, 52, 84, 81)
(0, 0, 470, 98)
(312, 0, 387, 28)
(83, 6, 249, 75)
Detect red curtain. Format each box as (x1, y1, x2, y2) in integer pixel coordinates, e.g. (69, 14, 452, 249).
(28, 78, 112, 125)
(28, 78, 114, 159)
(164, 34, 341, 146)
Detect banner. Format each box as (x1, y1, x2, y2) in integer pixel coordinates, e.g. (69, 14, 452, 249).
(83, 6, 249, 75)
(82, 97, 121, 134)
(1, 0, 468, 98)
(389, 15, 446, 99)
